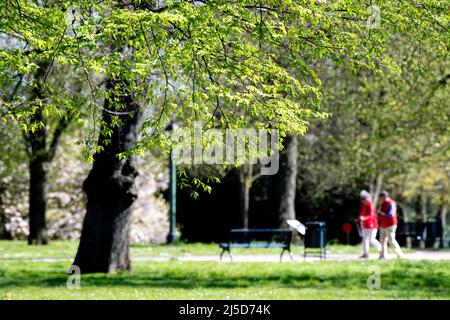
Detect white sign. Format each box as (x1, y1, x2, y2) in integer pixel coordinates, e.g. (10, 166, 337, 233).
(287, 219, 306, 235)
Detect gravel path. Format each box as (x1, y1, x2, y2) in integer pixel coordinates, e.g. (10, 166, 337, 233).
(1, 250, 449, 263)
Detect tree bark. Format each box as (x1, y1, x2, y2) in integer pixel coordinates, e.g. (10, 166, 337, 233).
(27, 61, 49, 245)
(73, 78, 140, 273)
(421, 195, 428, 222)
(370, 172, 384, 205)
(0, 183, 11, 239)
(238, 164, 252, 229)
(419, 195, 428, 249)
(440, 205, 447, 248)
(28, 154, 48, 244)
(26, 111, 70, 245)
(273, 135, 298, 227)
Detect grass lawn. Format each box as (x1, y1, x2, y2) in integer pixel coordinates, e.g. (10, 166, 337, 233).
(0, 240, 413, 260)
(0, 259, 449, 300)
(0, 241, 448, 300)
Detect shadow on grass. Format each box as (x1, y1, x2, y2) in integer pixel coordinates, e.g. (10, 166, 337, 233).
(0, 260, 448, 296)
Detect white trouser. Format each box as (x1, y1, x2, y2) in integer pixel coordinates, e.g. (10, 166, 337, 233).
(362, 228, 381, 256)
(380, 225, 403, 258)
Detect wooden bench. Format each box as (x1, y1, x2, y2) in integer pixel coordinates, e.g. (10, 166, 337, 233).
(219, 229, 293, 262)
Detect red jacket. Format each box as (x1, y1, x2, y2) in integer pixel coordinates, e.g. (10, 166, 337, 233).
(379, 198, 398, 228)
(359, 200, 378, 229)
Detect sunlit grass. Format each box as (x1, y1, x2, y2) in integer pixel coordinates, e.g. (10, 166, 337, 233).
(0, 240, 446, 299)
(0, 259, 448, 299)
(0, 240, 414, 260)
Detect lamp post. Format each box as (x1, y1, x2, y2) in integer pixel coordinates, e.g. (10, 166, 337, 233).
(166, 123, 177, 244)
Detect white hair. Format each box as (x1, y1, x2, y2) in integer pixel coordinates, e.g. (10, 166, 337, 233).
(360, 190, 372, 201)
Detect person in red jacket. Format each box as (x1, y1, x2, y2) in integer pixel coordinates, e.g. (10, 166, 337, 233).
(378, 191, 404, 259)
(357, 190, 381, 259)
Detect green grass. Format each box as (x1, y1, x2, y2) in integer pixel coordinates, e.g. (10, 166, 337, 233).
(0, 240, 413, 260)
(0, 259, 449, 299)
(0, 240, 445, 299)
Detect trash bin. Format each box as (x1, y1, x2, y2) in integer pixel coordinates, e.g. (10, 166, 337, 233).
(304, 221, 326, 259)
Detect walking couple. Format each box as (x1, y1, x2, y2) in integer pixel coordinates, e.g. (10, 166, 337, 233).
(357, 190, 404, 259)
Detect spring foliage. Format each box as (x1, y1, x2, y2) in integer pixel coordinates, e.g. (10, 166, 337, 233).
(1, 0, 447, 153)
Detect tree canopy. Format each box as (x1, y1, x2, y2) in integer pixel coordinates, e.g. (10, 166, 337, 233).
(2, 0, 447, 150)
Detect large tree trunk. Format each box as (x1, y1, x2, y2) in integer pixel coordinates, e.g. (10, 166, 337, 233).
(27, 61, 49, 245)
(26, 103, 70, 245)
(73, 78, 141, 274)
(28, 153, 48, 244)
(238, 165, 252, 229)
(273, 135, 298, 227)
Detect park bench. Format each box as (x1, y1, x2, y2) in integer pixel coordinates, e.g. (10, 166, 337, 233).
(219, 229, 293, 262)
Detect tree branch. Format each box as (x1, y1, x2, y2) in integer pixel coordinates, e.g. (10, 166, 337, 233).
(46, 113, 73, 162)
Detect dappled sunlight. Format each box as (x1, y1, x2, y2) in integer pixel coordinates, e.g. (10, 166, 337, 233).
(1, 260, 448, 299)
